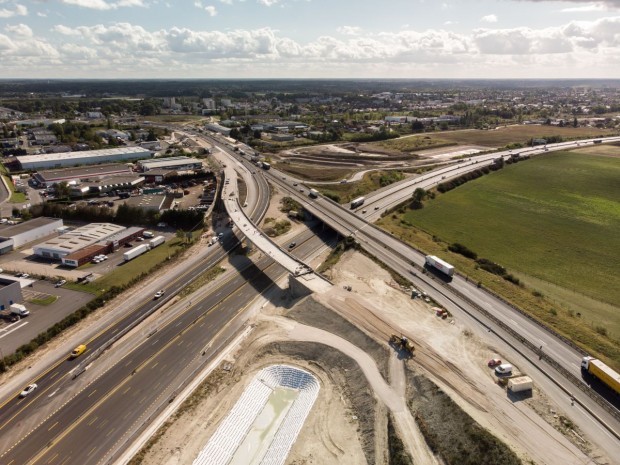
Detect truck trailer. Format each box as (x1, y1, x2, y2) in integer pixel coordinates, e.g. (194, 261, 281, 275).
(581, 356, 620, 394)
(149, 236, 165, 248)
(350, 197, 365, 209)
(507, 376, 533, 393)
(424, 255, 455, 277)
(123, 244, 150, 262)
(308, 188, 319, 198)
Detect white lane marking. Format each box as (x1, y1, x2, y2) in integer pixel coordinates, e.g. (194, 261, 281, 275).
(0, 321, 28, 339)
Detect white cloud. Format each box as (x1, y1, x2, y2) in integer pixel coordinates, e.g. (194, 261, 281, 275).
(257, 0, 280, 5)
(337, 26, 362, 36)
(204, 5, 217, 15)
(0, 3, 27, 18)
(60, 0, 146, 10)
(5, 23, 33, 37)
(9, 17, 620, 77)
(481, 14, 498, 23)
(561, 3, 607, 12)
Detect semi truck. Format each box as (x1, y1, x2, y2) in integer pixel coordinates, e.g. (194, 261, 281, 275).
(123, 244, 150, 262)
(581, 356, 620, 394)
(424, 255, 455, 277)
(350, 197, 365, 209)
(308, 188, 319, 198)
(149, 236, 165, 248)
(507, 376, 533, 393)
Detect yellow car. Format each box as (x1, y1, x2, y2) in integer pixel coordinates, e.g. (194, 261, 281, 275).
(70, 344, 87, 359)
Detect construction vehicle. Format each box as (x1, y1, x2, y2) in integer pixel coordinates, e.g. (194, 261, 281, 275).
(390, 334, 415, 356)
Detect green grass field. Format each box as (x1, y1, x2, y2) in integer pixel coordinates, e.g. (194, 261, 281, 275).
(401, 150, 620, 335)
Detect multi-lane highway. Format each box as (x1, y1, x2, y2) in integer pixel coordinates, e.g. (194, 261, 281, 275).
(226, 136, 620, 456)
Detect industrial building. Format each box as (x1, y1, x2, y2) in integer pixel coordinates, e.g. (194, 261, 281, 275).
(33, 163, 134, 187)
(205, 123, 231, 136)
(61, 226, 144, 267)
(17, 147, 152, 170)
(137, 156, 203, 173)
(0, 217, 64, 254)
(0, 277, 24, 311)
(34, 223, 126, 261)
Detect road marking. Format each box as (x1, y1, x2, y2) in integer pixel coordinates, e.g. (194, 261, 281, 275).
(87, 416, 98, 426)
(87, 447, 97, 457)
(122, 387, 131, 395)
(105, 427, 116, 438)
(48, 421, 59, 432)
(151, 362, 158, 369)
(47, 452, 59, 463)
(49, 372, 59, 380)
(88, 389, 97, 398)
(0, 321, 28, 340)
(48, 389, 59, 398)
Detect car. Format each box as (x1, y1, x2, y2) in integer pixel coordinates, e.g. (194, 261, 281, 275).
(136, 237, 144, 241)
(299, 188, 304, 192)
(281, 176, 286, 180)
(487, 358, 502, 368)
(70, 344, 87, 359)
(157, 222, 167, 227)
(288, 242, 296, 249)
(293, 183, 298, 186)
(340, 179, 347, 184)
(218, 232, 224, 238)
(154, 290, 165, 299)
(495, 364, 513, 375)
(374, 206, 379, 210)
(125, 243, 133, 248)
(361, 209, 367, 214)
(55, 279, 67, 288)
(21, 273, 29, 279)
(19, 383, 38, 398)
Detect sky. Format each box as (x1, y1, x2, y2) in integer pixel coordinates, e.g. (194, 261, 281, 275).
(0, 0, 619, 79)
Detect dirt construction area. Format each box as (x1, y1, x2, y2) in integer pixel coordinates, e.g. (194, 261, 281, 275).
(126, 248, 614, 465)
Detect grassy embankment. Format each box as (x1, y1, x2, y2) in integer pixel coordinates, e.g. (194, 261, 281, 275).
(378, 149, 620, 369)
(315, 170, 407, 204)
(0, 162, 26, 203)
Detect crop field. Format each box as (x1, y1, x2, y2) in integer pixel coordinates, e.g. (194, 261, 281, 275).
(378, 150, 620, 363)
(374, 125, 618, 151)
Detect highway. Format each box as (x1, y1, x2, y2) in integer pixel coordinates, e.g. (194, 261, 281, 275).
(221, 137, 620, 456)
(1, 129, 617, 463)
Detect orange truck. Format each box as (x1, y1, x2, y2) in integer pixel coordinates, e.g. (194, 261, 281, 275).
(581, 356, 620, 395)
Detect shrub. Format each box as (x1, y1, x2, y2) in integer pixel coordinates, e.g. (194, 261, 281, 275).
(448, 242, 478, 259)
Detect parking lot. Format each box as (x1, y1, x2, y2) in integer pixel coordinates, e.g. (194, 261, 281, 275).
(0, 280, 93, 355)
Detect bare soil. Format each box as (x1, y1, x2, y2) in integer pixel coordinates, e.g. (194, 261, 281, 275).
(129, 249, 606, 465)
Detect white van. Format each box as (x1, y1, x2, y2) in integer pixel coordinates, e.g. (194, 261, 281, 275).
(495, 364, 513, 375)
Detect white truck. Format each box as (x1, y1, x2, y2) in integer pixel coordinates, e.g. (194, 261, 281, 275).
(10, 303, 29, 317)
(424, 255, 455, 277)
(507, 376, 533, 393)
(308, 188, 319, 198)
(350, 197, 365, 209)
(123, 244, 150, 261)
(149, 236, 165, 248)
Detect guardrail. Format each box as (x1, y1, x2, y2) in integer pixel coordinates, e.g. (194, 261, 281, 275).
(304, 187, 620, 427)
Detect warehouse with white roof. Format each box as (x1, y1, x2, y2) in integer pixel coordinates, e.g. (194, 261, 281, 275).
(33, 223, 126, 260)
(17, 147, 152, 170)
(137, 156, 203, 172)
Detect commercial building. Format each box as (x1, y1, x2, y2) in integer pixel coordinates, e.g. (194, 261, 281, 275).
(0, 217, 64, 254)
(141, 169, 176, 184)
(34, 223, 126, 261)
(61, 226, 144, 267)
(33, 163, 134, 187)
(17, 147, 152, 170)
(0, 277, 24, 311)
(205, 123, 231, 136)
(137, 156, 203, 173)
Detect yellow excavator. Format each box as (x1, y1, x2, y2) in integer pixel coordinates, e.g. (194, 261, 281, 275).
(390, 334, 415, 356)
